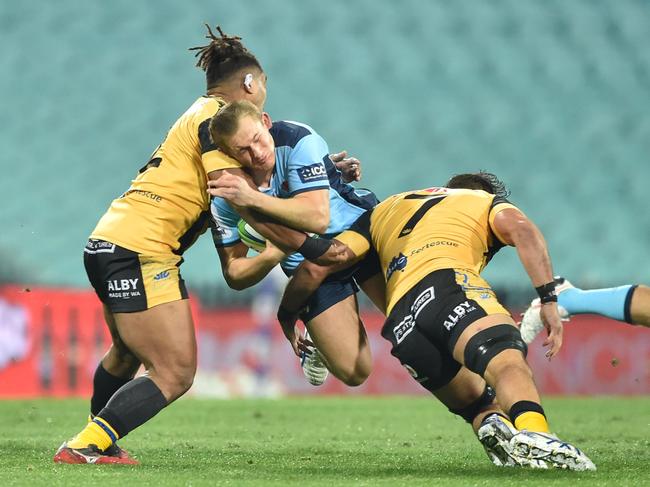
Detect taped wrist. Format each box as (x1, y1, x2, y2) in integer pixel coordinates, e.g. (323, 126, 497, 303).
(297, 236, 332, 261)
(535, 282, 558, 304)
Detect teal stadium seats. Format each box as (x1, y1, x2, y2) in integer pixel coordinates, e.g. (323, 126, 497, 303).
(1, 0, 648, 303)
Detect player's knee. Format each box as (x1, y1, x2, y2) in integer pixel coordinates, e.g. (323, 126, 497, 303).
(449, 385, 496, 423)
(463, 324, 527, 377)
(155, 360, 196, 400)
(333, 361, 372, 387)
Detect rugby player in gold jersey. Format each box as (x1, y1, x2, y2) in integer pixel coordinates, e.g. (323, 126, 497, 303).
(273, 173, 596, 471)
(54, 25, 355, 465)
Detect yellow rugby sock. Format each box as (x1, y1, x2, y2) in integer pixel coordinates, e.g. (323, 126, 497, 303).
(514, 411, 550, 433)
(67, 418, 119, 451)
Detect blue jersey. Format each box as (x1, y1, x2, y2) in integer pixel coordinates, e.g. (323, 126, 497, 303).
(211, 120, 377, 274)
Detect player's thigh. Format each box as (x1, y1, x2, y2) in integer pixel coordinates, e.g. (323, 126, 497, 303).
(305, 294, 371, 368)
(451, 313, 517, 364)
(112, 299, 197, 376)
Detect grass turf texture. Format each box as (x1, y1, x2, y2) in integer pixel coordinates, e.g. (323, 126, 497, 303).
(1, 397, 648, 486)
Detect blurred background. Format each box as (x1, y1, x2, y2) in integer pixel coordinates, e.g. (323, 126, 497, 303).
(1, 0, 648, 398)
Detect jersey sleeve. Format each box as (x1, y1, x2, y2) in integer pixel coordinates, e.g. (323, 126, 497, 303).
(286, 133, 331, 195)
(198, 118, 243, 173)
(335, 209, 373, 258)
(210, 197, 241, 247)
(488, 197, 521, 245)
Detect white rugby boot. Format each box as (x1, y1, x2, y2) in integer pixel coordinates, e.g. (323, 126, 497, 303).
(478, 414, 547, 468)
(510, 431, 597, 471)
(300, 330, 329, 386)
(478, 414, 520, 467)
(520, 276, 573, 344)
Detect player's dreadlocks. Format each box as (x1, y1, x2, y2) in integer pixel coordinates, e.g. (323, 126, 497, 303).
(189, 24, 262, 91)
(445, 171, 511, 199)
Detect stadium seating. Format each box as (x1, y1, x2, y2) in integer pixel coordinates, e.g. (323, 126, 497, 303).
(1, 0, 648, 300)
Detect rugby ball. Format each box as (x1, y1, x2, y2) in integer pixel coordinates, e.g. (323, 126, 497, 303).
(237, 219, 266, 252)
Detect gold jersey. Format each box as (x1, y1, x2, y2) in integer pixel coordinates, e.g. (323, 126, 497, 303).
(91, 96, 241, 255)
(336, 187, 518, 314)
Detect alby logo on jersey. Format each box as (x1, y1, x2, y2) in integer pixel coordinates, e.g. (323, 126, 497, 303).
(298, 163, 328, 183)
(386, 253, 408, 281)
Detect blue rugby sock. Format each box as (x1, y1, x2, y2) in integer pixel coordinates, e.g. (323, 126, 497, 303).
(558, 285, 637, 322)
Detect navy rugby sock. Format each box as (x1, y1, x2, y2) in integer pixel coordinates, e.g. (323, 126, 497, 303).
(90, 364, 132, 417)
(96, 376, 168, 439)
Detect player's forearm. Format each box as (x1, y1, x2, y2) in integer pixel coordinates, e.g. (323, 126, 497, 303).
(280, 262, 331, 313)
(248, 192, 329, 234)
(235, 207, 309, 253)
(511, 222, 554, 287)
(224, 251, 283, 290)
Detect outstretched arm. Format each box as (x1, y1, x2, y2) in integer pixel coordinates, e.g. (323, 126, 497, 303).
(492, 207, 563, 358)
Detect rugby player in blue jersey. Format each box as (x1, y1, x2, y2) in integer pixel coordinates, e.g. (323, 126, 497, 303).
(207, 100, 383, 387)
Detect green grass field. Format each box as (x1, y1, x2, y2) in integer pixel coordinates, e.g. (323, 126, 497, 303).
(1, 397, 648, 486)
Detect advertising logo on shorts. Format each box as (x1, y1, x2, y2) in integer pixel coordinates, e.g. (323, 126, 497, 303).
(297, 163, 328, 183)
(386, 253, 408, 281)
(106, 278, 142, 300)
(393, 287, 435, 344)
(443, 300, 477, 331)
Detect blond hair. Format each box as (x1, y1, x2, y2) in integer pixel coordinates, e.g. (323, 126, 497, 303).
(209, 100, 262, 153)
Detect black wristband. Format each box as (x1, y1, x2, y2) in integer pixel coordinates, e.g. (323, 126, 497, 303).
(297, 235, 332, 261)
(535, 282, 558, 304)
(277, 305, 298, 323)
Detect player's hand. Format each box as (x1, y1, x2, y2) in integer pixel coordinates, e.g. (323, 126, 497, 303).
(262, 240, 287, 263)
(540, 302, 563, 359)
(312, 240, 349, 266)
(207, 171, 258, 207)
(330, 150, 361, 183)
(277, 308, 303, 356)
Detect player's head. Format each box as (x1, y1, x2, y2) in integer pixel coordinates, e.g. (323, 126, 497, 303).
(209, 100, 275, 172)
(445, 172, 510, 199)
(190, 24, 267, 109)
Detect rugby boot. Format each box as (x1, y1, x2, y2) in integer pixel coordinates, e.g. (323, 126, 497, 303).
(53, 442, 139, 465)
(510, 431, 596, 471)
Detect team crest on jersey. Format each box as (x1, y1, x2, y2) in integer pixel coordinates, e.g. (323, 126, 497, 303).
(386, 253, 408, 281)
(297, 163, 328, 183)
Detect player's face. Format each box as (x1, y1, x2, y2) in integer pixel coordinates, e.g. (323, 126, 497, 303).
(227, 114, 275, 172)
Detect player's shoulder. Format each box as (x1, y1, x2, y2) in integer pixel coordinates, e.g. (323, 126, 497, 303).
(270, 120, 319, 148)
(181, 96, 226, 124)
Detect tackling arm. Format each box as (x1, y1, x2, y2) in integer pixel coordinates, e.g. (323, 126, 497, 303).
(492, 207, 563, 358)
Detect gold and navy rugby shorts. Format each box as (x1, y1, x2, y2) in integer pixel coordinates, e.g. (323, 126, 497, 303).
(83, 239, 188, 312)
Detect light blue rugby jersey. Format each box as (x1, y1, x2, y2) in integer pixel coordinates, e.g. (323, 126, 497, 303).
(211, 120, 377, 274)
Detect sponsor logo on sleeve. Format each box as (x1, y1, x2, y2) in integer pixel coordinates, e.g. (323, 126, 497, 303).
(297, 163, 328, 183)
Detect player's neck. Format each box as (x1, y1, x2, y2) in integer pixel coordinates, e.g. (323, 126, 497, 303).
(250, 167, 272, 188)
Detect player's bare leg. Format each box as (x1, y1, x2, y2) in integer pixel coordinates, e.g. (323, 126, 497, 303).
(433, 366, 520, 467)
(55, 299, 196, 465)
(305, 294, 372, 386)
(451, 314, 595, 470)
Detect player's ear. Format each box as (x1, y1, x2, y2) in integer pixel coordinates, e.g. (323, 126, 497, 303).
(261, 112, 272, 129)
(243, 73, 254, 93)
